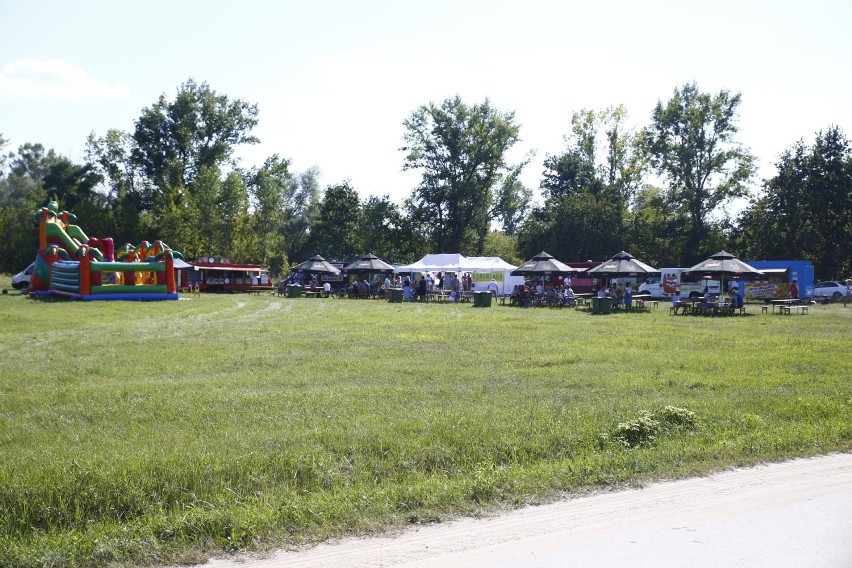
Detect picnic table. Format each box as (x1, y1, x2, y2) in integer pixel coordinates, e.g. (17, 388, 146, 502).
(768, 299, 809, 315)
(573, 292, 594, 306)
(427, 290, 451, 302)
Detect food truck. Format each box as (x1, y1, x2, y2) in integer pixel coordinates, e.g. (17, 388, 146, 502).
(179, 257, 273, 293)
(741, 260, 814, 301)
(637, 268, 721, 298)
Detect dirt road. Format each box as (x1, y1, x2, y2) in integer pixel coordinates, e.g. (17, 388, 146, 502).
(205, 453, 852, 567)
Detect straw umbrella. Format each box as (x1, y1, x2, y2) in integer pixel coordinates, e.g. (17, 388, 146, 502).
(685, 250, 763, 298)
(511, 251, 576, 277)
(291, 255, 341, 277)
(586, 250, 657, 279)
(343, 253, 394, 274)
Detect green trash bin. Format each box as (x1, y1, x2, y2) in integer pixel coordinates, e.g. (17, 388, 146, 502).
(480, 291, 492, 307)
(388, 288, 403, 303)
(591, 296, 601, 314)
(473, 291, 483, 307)
(600, 296, 613, 314)
(287, 284, 303, 298)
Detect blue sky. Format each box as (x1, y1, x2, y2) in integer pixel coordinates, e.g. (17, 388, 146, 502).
(2, 0, 850, 206)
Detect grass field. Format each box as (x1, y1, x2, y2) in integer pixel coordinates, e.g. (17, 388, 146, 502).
(1, 281, 850, 567)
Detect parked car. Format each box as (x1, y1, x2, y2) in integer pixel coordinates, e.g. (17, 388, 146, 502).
(812, 280, 847, 298)
(12, 262, 34, 289)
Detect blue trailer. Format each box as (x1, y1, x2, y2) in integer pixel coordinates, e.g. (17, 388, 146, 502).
(743, 260, 815, 301)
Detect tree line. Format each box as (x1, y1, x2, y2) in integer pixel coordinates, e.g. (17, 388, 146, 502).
(1, 79, 849, 279)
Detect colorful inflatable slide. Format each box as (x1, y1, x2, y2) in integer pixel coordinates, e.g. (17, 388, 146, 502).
(28, 201, 182, 301)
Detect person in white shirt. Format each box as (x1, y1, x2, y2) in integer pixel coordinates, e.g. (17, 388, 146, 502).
(486, 278, 499, 297)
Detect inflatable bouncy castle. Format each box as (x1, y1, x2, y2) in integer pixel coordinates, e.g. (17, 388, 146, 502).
(27, 201, 182, 301)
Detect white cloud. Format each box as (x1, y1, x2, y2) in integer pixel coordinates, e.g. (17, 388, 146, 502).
(0, 59, 130, 101)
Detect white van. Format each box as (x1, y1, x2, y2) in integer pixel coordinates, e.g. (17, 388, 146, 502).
(12, 262, 34, 289)
(638, 268, 721, 298)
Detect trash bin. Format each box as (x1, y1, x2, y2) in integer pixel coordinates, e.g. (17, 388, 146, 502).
(287, 284, 303, 298)
(591, 296, 601, 314)
(479, 291, 492, 307)
(600, 296, 613, 314)
(473, 291, 483, 307)
(388, 288, 403, 303)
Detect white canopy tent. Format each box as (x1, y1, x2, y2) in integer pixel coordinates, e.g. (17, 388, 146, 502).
(395, 254, 522, 295)
(394, 253, 479, 274)
(467, 256, 524, 295)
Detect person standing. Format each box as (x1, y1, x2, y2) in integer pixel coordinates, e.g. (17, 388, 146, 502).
(487, 277, 499, 298)
(790, 279, 799, 300)
(417, 275, 428, 301)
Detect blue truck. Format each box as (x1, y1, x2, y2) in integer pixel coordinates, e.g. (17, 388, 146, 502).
(742, 260, 815, 301)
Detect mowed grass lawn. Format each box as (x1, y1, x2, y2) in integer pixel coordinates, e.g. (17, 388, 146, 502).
(0, 285, 850, 567)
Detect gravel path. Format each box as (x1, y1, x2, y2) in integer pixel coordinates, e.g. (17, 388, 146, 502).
(203, 453, 852, 568)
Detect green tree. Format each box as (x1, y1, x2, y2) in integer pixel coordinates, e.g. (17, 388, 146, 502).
(42, 158, 113, 239)
(151, 184, 197, 257)
(282, 167, 321, 264)
(641, 82, 755, 263)
(360, 195, 407, 262)
(401, 96, 522, 254)
(248, 155, 292, 277)
(85, 129, 146, 246)
(0, 143, 53, 272)
(0, 133, 9, 174)
(737, 126, 852, 278)
(518, 194, 624, 263)
(187, 165, 223, 258)
(131, 79, 259, 201)
(481, 231, 522, 265)
(8, 143, 61, 189)
(520, 106, 642, 263)
(491, 162, 532, 237)
(310, 181, 363, 262)
(217, 171, 256, 263)
(626, 186, 689, 267)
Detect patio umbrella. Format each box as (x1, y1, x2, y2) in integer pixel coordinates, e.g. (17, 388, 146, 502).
(511, 251, 576, 277)
(685, 250, 763, 295)
(586, 250, 657, 281)
(343, 253, 394, 273)
(291, 255, 341, 276)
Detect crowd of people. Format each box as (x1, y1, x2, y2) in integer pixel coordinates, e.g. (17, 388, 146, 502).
(296, 271, 498, 302)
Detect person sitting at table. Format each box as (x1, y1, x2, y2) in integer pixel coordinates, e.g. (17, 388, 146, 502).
(597, 286, 607, 298)
(310, 279, 318, 292)
(350, 280, 359, 297)
(730, 287, 742, 308)
(672, 289, 684, 313)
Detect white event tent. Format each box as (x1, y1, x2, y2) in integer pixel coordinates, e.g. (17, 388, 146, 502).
(395, 254, 523, 295)
(394, 253, 478, 274)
